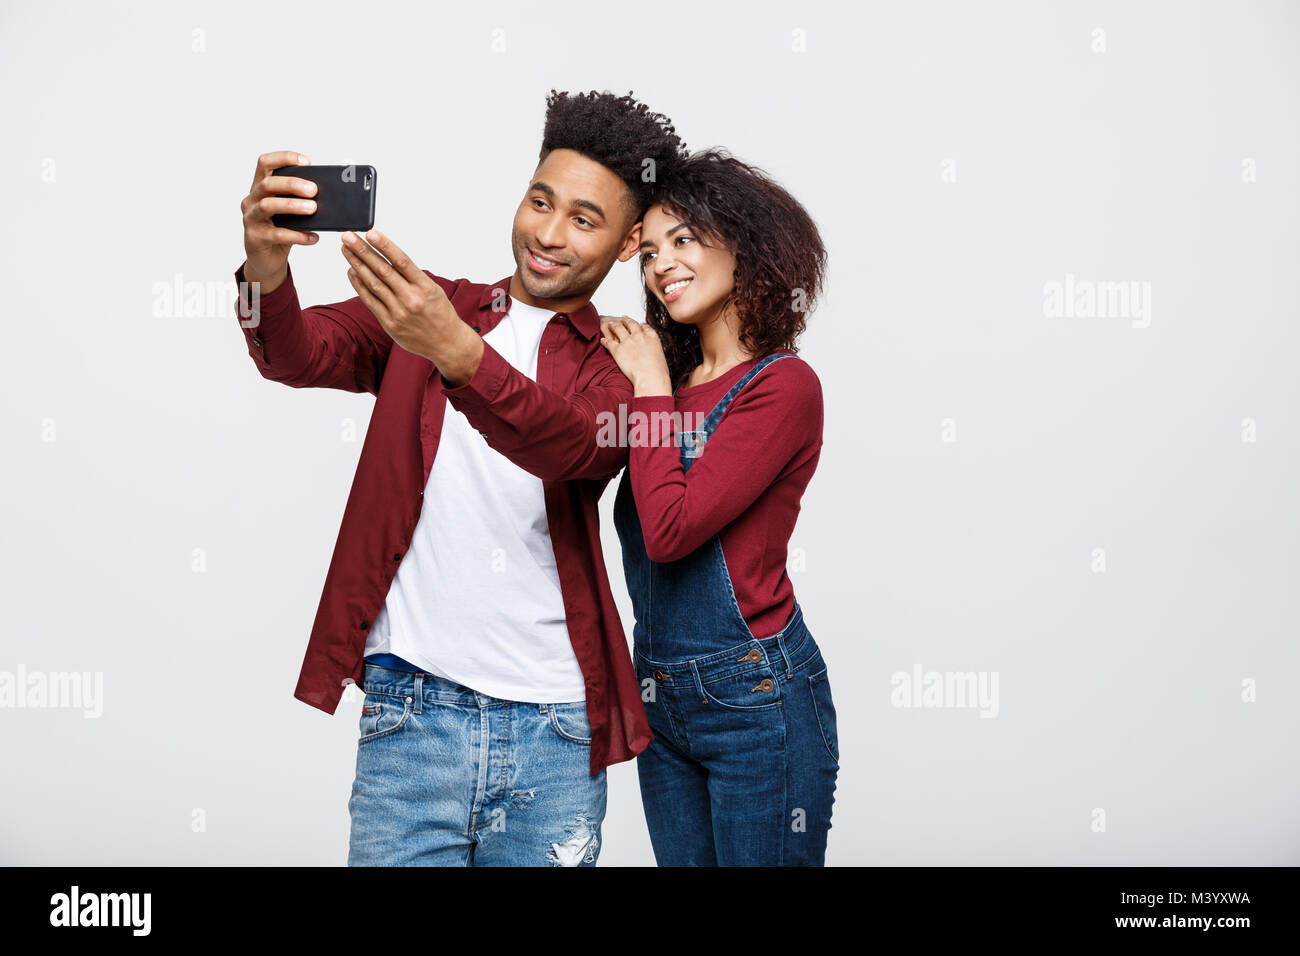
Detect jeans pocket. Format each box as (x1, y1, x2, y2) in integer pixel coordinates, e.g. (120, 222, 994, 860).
(698, 665, 784, 711)
(807, 667, 840, 766)
(358, 691, 413, 745)
(546, 701, 593, 745)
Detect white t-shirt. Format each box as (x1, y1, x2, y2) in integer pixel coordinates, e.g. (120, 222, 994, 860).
(363, 298, 585, 703)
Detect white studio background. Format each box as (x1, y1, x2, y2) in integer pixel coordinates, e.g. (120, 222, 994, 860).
(1, 0, 1296, 866)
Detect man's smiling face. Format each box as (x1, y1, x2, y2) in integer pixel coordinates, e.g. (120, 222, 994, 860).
(509, 148, 641, 308)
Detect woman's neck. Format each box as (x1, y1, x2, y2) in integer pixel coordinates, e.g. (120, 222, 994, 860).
(691, 302, 753, 384)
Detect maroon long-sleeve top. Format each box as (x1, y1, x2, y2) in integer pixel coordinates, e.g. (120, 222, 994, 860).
(628, 355, 824, 639)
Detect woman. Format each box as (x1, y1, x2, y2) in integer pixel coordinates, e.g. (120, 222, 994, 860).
(599, 148, 837, 866)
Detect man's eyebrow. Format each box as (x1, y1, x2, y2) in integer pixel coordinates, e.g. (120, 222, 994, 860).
(639, 222, 689, 250)
(527, 180, 606, 221)
(574, 198, 606, 220)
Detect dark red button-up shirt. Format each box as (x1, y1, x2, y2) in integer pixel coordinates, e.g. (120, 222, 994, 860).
(233, 261, 651, 774)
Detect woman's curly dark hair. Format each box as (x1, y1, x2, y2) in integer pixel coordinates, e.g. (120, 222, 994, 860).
(540, 90, 689, 225)
(642, 148, 827, 389)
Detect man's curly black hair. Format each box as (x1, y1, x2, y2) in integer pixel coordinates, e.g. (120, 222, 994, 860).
(540, 90, 689, 226)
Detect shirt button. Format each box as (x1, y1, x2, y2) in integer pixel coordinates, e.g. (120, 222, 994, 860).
(393, 553, 401, 561)
(360, 621, 369, 631)
(252, 336, 263, 348)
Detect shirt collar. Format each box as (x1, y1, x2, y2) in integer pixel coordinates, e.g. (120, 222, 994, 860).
(475, 276, 600, 341)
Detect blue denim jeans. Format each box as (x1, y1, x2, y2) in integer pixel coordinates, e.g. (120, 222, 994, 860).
(347, 662, 606, 866)
(633, 604, 840, 866)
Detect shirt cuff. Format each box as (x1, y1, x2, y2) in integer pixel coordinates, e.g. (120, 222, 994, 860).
(235, 262, 300, 343)
(441, 339, 509, 407)
(236, 260, 299, 312)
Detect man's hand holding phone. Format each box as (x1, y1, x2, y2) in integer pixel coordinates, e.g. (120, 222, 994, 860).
(240, 151, 319, 296)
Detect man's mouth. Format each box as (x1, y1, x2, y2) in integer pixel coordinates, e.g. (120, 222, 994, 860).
(663, 277, 693, 302)
(527, 248, 568, 274)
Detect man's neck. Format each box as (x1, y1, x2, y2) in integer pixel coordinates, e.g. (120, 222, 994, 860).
(508, 272, 591, 316)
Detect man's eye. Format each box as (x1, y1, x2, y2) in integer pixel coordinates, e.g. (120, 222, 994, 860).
(576, 217, 591, 227)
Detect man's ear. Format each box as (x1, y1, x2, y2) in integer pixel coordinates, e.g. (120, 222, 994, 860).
(617, 220, 643, 263)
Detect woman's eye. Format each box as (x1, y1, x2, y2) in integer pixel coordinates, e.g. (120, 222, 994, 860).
(639, 252, 655, 264)
(676, 235, 693, 246)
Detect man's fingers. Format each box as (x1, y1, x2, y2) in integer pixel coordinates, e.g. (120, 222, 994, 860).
(252, 174, 318, 204)
(244, 194, 318, 221)
(253, 151, 309, 190)
(258, 227, 318, 246)
(341, 231, 404, 291)
(343, 241, 401, 314)
(361, 229, 427, 287)
(347, 267, 393, 329)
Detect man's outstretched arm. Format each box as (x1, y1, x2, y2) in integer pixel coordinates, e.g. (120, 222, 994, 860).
(341, 228, 630, 482)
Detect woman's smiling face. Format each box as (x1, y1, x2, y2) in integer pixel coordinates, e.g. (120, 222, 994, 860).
(639, 203, 737, 326)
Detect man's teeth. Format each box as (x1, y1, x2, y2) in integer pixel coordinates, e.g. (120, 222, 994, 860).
(533, 252, 562, 266)
(665, 279, 692, 294)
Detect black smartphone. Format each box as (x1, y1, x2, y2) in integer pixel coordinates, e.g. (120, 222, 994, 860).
(271, 164, 376, 232)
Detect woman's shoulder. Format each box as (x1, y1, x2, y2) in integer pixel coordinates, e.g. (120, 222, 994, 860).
(746, 351, 822, 404)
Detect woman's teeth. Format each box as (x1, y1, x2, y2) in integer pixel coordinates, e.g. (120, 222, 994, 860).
(665, 279, 692, 294)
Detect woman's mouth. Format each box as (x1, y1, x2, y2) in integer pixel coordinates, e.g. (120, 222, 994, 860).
(527, 249, 568, 274)
(663, 277, 693, 303)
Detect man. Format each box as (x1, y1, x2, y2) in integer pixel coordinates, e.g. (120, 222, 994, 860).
(233, 90, 688, 865)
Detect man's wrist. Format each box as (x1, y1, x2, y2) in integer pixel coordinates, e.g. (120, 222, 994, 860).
(430, 305, 483, 387)
(242, 261, 288, 296)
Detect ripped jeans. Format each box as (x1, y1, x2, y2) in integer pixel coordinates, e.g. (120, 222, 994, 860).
(347, 662, 606, 866)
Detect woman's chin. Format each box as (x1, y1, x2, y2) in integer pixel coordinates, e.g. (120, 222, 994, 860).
(664, 303, 706, 326)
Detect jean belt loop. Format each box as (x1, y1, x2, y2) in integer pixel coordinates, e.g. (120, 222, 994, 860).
(538, 702, 548, 715)
(776, 633, 794, 677)
(689, 660, 706, 702)
(412, 672, 423, 714)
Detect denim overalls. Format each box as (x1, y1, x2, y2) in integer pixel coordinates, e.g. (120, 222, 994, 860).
(613, 352, 839, 866)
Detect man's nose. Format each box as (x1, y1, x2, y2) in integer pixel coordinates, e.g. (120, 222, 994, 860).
(536, 214, 565, 251)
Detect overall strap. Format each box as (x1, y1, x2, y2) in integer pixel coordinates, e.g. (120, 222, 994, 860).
(701, 352, 797, 433)
(679, 353, 797, 465)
